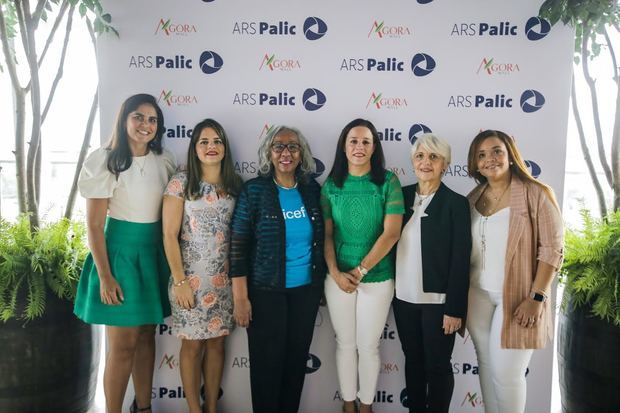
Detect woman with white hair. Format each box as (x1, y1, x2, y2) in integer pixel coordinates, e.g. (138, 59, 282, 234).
(393, 133, 471, 413)
(229, 125, 326, 413)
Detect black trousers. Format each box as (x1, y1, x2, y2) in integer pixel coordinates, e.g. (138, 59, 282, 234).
(393, 297, 456, 413)
(247, 284, 322, 413)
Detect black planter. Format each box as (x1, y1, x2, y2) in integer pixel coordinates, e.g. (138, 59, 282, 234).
(0, 291, 100, 413)
(557, 297, 620, 412)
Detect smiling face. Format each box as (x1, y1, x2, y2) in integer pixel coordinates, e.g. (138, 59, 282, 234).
(270, 130, 301, 179)
(412, 146, 446, 185)
(126, 103, 158, 152)
(195, 127, 225, 166)
(476, 136, 511, 182)
(345, 126, 375, 170)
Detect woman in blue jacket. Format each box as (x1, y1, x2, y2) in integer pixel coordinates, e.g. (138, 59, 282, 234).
(229, 125, 325, 413)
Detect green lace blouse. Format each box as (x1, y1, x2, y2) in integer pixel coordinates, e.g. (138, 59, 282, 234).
(321, 171, 405, 283)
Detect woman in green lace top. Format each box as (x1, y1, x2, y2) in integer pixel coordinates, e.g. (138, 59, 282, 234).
(321, 118, 404, 413)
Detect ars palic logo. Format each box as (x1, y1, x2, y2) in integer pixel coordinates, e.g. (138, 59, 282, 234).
(367, 20, 412, 39)
(306, 353, 321, 374)
(154, 18, 197, 36)
(232, 16, 327, 40)
(411, 53, 436, 76)
(408, 123, 433, 144)
(524, 160, 541, 178)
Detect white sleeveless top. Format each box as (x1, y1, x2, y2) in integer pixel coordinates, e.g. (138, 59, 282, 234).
(470, 207, 510, 293)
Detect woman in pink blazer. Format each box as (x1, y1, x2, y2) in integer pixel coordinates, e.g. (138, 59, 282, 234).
(465, 130, 563, 413)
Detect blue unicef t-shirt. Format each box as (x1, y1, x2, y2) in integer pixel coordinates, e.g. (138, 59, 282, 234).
(278, 186, 312, 288)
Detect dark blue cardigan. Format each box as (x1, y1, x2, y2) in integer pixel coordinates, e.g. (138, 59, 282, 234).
(229, 175, 326, 290)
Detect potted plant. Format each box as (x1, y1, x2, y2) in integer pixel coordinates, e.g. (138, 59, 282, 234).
(0, 215, 101, 412)
(557, 209, 620, 412)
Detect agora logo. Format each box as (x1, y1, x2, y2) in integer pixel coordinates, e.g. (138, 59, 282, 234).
(259, 54, 301, 71)
(368, 20, 412, 38)
(258, 124, 276, 140)
(476, 57, 520, 75)
(158, 90, 198, 106)
(155, 18, 197, 36)
(366, 92, 408, 110)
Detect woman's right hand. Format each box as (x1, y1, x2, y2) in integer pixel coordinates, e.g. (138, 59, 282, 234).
(173, 283, 195, 310)
(333, 271, 359, 294)
(234, 297, 252, 328)
(99, 274, 124, 305)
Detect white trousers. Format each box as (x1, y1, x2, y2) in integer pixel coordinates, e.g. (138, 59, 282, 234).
(324, 275, 394, 405)
(466, 287, 534, 413)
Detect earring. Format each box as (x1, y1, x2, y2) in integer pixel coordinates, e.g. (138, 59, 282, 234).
(510, 161, 513, 165)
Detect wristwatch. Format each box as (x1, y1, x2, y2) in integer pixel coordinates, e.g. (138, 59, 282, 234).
(530, 291, 547, 302)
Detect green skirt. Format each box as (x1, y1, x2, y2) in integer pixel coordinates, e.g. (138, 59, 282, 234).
(74, 217, 171, 326)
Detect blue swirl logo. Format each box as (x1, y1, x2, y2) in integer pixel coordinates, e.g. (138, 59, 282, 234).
(524, 160, 541, 178)
(525, 17, 551, 41)
(520, 89, 545, 113)
(303, 17, 327, 40)
(305, 353, 321, 374)
(311, 157, 325, 179)
(417, 0, 434, 3)
(302, 88, 327, 111)
(400, 388, 409, 408)
(199, 51, 223, 74)
(411, 53, 436, 77)
(408, 124, 432, 144)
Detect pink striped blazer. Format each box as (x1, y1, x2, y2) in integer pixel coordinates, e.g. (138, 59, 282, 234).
(467, 176, 564, 349)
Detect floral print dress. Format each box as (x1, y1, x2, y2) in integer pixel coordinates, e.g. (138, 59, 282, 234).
(165, 172, 235, 339)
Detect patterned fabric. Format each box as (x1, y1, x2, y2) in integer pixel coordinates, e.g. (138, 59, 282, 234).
(164, 172, 235, 339)
(321, 171, 404, 283)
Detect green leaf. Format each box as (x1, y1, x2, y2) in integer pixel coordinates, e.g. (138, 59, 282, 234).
(101, 13, 111, 23)
(79, 3, 87, 17)
(40, 10, 47, 22)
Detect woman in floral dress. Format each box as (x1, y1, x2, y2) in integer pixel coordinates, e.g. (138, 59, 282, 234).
(162, 118, 243, 413)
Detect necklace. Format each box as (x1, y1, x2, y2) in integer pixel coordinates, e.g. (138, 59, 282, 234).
(134, 156, 147, 176)
(415, 192, 433, 207)
(273, 178, 297, 189)
(480, 183, 510, 216)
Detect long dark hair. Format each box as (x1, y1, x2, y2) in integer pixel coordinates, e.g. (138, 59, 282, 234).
(467, 129, 559, 209)
(184, 118, 243, 200)
(328, 118, 386, 188)
(105, 93, 165, 178)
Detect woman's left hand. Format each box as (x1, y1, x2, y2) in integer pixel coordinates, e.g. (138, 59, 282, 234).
(513, 299, 544, 328)
(443, 315, 462, 335)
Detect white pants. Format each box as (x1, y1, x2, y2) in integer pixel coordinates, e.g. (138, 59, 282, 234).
(324, 275, 394, 405)
(466, 287, 534, 413)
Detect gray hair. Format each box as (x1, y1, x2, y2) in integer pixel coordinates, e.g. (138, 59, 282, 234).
(411, 133, 452, 167)
(257, 125, 316, 178)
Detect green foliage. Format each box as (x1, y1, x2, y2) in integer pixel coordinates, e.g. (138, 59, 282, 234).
(539, 0, 620, 60)
(0, 216, 88, 322)
(561, 209, 620, 326)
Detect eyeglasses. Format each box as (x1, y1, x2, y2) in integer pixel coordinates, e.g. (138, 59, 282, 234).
(271, 143, 301, 153)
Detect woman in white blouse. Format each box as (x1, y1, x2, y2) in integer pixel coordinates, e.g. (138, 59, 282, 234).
(394, 134, 471, 413)
(74, 94, 176, 413)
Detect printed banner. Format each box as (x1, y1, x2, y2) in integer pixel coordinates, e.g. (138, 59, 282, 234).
(97, 0, 573, 411)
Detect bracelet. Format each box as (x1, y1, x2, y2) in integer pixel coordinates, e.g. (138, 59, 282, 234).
(173, 278, 188, 288)
(357, 264, 369, 277)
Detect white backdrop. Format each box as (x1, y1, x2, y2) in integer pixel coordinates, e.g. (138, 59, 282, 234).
(96, 1, 574, 411)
